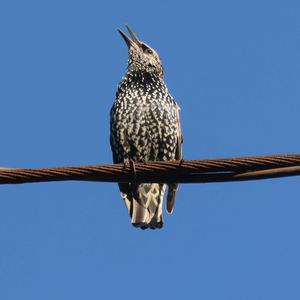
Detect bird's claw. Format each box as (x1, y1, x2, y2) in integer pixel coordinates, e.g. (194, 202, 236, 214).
(124, 158, 137, 181)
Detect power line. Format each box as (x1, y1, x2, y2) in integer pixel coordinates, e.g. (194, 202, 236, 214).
(0, 154, 299, 185)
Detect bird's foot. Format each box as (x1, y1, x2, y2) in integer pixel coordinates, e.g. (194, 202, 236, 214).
(124, 158, 136, 181)
(140, 158, 148, 164)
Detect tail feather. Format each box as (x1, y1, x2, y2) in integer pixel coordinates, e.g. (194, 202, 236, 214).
(166, 183, 179, 214)
(119, 183, 165, 229)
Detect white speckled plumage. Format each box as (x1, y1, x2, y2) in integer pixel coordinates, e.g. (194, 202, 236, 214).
(110, 26, 182, 229)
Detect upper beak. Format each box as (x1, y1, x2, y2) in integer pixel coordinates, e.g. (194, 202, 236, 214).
(117, 25, 141, 49)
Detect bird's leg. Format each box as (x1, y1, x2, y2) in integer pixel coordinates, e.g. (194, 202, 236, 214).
(123, 158, 137, 181)
(129, 159, 137, 181)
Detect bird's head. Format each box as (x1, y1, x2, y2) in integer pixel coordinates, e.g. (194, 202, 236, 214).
(118, 25, 164, 78)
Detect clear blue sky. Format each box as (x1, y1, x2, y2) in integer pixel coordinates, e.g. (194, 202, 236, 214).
(0, 0, 299, 299)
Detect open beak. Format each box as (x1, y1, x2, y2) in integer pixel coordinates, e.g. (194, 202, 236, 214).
(117, 25, 141, 49)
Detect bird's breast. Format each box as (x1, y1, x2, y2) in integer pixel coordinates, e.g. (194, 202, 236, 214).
(110, 75, 178, 161)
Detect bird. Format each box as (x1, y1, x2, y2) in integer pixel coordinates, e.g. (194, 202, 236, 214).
(110, 25, 183, 229)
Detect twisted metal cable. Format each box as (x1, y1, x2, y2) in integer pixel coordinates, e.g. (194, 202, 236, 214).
(0, 154, 299, 185)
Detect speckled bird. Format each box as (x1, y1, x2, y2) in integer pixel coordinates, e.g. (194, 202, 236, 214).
(110, 25, 183, 229)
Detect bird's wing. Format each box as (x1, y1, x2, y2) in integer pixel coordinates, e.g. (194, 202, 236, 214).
(175, 103, 183, 161)
(166, 102, 183, 213)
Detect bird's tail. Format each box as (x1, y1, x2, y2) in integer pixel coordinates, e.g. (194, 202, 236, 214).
(166, 183, 179, 214)
(119, 183, 166, 229)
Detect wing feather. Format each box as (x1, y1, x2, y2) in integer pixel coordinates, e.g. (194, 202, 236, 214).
(166, 102, 183, 213)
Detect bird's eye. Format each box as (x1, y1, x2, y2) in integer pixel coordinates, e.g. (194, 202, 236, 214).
(141, 43, 153, 54)
(145, 48, 153, 54)
(144, 48, 153, 54)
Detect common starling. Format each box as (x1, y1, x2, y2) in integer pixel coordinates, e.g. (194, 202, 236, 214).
(110, 25, 183, 229)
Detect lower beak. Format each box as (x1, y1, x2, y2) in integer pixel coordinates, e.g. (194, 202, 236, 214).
(117, 29, 133, 48)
